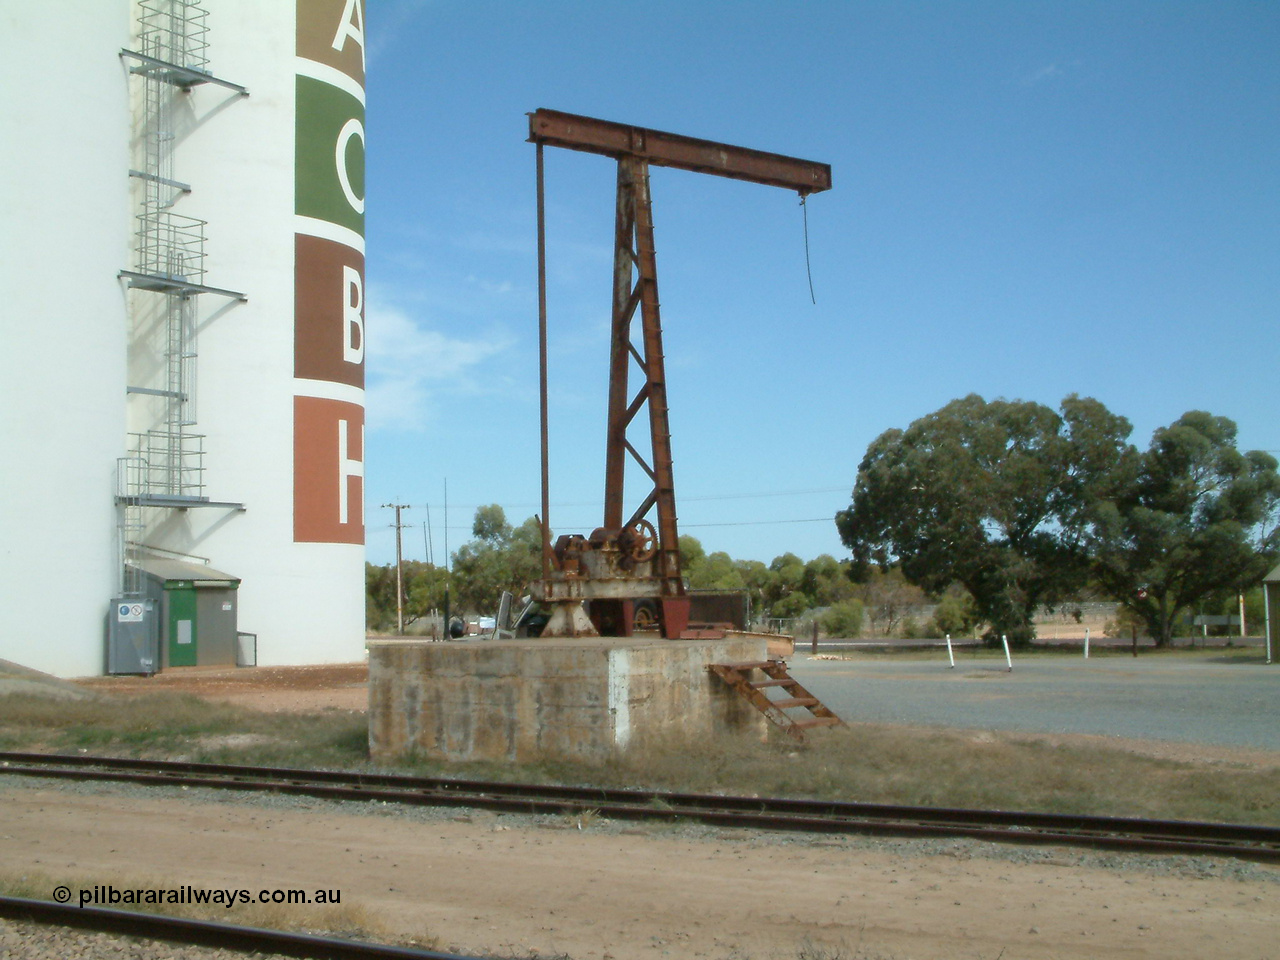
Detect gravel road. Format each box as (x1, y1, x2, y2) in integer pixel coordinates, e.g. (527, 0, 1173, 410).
(787, 653, 1280, 751)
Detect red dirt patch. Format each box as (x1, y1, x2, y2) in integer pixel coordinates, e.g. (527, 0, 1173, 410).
(75, 662, 368, 713)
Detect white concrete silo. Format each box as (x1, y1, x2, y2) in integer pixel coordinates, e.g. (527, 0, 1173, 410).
(0, 0, 368, 676)
(0, 3, 132, 678)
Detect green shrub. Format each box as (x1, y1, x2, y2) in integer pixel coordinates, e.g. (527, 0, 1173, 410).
(819, 599, 864, 638)
(930, 591, 978, 637)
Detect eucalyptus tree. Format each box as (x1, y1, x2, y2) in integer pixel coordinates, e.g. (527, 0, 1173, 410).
(837, 394, 1134, 643)
(449, 506, 544, 614)
(1087, 412, 1280, 645)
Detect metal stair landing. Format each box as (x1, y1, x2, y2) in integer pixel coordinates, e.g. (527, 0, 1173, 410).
(708, 660, 845, 742)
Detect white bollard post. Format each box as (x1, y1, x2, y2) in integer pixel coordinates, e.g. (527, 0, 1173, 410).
(1265, 587, 1273, 665)
(1084, 627, 1090, 659)
(946, 633, 955, 669)
(1001, 634, 1012, 672)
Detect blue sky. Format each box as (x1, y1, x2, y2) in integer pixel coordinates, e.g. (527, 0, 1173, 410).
(362, 0, 1279, 568)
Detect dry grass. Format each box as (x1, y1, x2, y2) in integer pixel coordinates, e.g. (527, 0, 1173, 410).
(794, 938, 891, 960)
(415, 724, 1280, 827)
(4, 684, 1278, 828)
(639, 725, 1280, 824)
(0, 691, 367, 766)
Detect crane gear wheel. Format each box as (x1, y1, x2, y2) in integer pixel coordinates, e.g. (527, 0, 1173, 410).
(632, 599, 659, 631)
(628, 519, 658, 562)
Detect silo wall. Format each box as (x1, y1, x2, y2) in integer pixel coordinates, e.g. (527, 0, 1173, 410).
(172, 0, 368, 667)
(0, 3, 133, 678)
(0, 0, 368, 676)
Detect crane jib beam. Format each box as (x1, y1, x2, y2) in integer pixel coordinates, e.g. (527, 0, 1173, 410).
(527, 109, 831, 195)
(532, 108, 833, 638)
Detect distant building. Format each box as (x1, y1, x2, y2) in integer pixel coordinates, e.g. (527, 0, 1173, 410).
(2, 1, 368, 676)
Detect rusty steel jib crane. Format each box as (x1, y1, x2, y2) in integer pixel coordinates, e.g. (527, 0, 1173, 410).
(528, 109, 832, 639)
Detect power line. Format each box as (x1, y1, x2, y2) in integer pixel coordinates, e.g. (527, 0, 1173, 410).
(682, 487, 847, 503)
(368, 515, 837, 538)
(399, 486, 849, 512)
(682, 518, 832, 528)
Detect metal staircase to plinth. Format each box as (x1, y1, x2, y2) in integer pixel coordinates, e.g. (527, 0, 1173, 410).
(708, 660, 845, 742)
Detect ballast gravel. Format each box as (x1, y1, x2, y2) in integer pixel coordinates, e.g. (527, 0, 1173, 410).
(0, 916, 290, 960)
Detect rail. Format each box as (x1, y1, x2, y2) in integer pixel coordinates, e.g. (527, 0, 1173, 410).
(0, 895, 478, 959)
(2, 752, 1277, 863)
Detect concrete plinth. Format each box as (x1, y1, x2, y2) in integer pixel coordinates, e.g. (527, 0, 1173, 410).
(368, 636, 768, 763)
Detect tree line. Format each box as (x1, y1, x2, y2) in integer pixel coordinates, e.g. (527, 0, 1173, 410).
(365, 504, 924, 636)
(837, 396, 1279, 645)
(367, 396, 1278, 644)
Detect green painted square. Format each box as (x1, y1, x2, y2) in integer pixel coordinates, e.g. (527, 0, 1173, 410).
(296, 75, 365, 236)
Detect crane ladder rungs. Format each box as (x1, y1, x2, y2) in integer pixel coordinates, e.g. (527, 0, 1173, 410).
(708, 659, 845, 742)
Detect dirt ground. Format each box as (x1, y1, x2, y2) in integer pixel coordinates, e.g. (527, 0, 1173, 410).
(2, 781, 1276, 960)
(4, 663, 1267, 959)
(76, 662, 371, 713)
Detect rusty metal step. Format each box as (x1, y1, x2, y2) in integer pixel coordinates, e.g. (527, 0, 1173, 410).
(708, 659, 845, 743)
(771, 697, 819, 709)
(791, 716, 843, 730)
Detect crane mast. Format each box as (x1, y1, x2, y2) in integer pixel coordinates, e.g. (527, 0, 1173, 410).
(528, 109, 831, 639)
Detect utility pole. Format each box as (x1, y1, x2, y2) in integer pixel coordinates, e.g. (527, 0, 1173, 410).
(424, 502, 434, 565)
(382, 502, 411, 634)
(443, 479, 451, 638)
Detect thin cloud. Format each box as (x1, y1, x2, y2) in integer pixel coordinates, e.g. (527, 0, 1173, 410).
(365, 293, 513, 432)
(365, 0, 431, 67)
(1021, 61, 1075, 86)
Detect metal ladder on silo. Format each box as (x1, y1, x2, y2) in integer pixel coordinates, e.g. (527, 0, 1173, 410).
(116, 0, 247, 594)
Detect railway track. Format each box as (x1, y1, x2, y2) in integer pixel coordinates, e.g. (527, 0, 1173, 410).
(2, 750, 1278, 863)
(0, 894, 479, 959)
